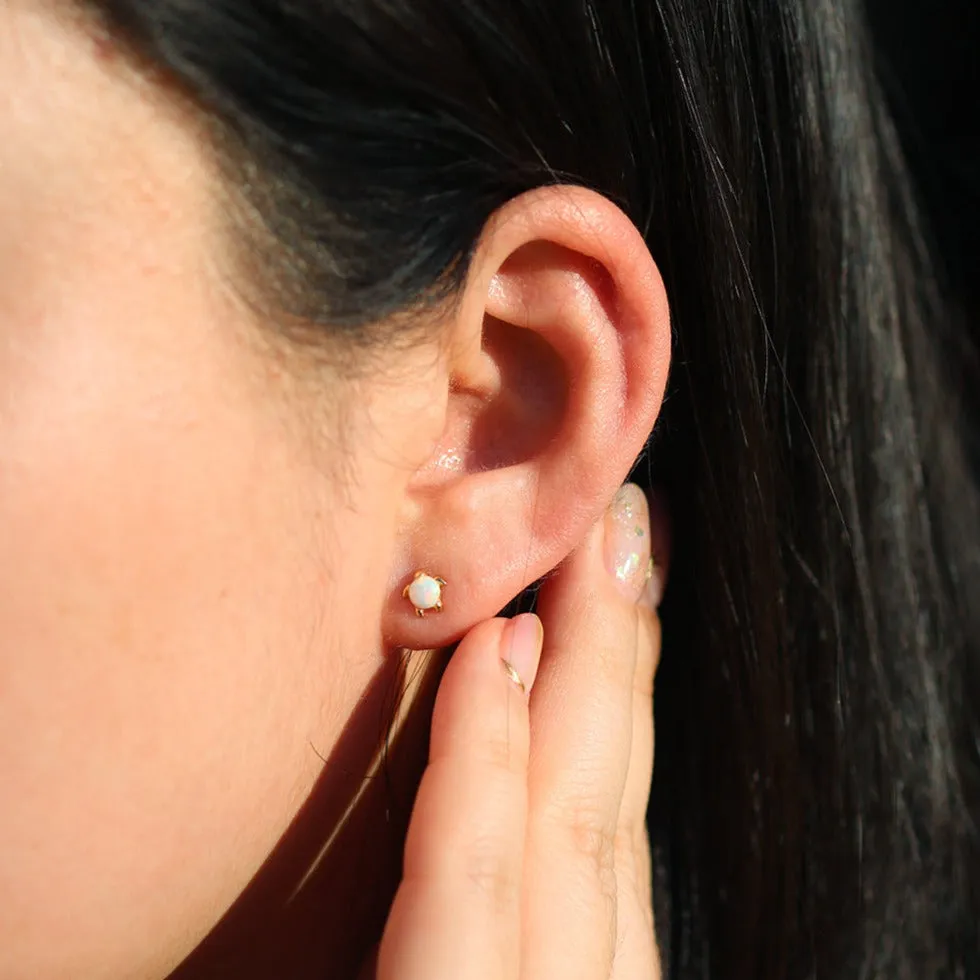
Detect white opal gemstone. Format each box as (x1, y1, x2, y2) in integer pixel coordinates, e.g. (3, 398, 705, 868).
(408, 574, 443, 611)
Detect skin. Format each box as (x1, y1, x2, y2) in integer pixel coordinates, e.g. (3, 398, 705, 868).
(0, 4, 671, 978)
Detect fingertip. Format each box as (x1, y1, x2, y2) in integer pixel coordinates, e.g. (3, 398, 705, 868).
(427, 615, 533, 774)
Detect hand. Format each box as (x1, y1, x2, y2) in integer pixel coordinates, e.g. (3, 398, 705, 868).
(371, 484, 667, 980)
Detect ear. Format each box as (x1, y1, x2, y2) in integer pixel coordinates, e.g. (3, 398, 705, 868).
(383, 185, 670, 648)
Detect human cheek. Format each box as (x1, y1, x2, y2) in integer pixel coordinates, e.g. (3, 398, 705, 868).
(0, 307, 362, 979)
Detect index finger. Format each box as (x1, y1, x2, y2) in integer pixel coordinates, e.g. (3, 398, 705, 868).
(376, 614, 543, 980)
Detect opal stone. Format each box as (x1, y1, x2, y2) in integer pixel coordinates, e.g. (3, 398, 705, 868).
(408, 574, 443, 611)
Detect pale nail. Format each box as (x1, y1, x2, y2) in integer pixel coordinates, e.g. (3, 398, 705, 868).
(603, 483, 652, 601)
(500, 613, 544, 697)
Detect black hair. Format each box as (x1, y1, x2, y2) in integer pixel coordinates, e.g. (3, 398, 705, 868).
(81, 0, 980, 976)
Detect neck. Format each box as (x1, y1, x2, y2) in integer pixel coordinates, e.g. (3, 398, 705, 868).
(168, 650, 443, 980)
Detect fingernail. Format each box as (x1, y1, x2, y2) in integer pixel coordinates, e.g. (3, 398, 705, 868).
(604, 483, 651, 602)
(500, 613, 544, 697)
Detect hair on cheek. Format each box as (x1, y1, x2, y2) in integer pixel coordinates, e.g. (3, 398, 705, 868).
(78, 1, 980, 978)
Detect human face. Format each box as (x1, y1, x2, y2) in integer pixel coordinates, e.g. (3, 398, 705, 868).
(0, 6, 444, 978)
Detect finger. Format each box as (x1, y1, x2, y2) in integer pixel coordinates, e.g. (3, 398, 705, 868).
(522, 484, 656, 979)
(620, 489, 671, 901)
(612, 490, 670, 979)
(377, 614, 544, 980)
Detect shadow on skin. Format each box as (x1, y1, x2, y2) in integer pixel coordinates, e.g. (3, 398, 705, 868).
(168, 647, 449, 980)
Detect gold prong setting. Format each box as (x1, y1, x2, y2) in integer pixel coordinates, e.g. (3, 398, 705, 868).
(403, 571, 447, 617)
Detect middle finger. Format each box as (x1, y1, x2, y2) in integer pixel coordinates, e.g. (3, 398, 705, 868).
(522, 484, 653, 978)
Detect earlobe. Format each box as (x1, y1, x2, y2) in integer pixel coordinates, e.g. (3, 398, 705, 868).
(384, 185, 670, 650)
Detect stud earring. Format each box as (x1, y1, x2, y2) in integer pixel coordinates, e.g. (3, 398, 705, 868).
(403, 571, 447, 618)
